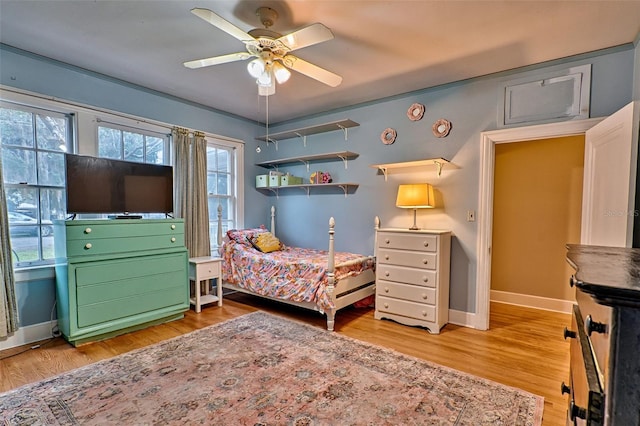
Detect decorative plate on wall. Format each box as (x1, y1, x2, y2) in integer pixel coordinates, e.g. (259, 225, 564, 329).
(407, 103, 425, 121)
(380, 128, 397, 145)
(432, 119, 452, 138)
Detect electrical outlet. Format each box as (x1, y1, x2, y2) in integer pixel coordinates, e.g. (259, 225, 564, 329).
(467, 210, 476, 222)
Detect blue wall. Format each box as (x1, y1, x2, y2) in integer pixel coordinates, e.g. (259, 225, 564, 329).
(1, 42, 637, 328)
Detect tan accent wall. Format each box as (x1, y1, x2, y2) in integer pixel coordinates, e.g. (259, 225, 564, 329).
(491, 136, 584, 301)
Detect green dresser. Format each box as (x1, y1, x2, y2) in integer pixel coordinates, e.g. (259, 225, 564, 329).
(54, 219, 189, 346)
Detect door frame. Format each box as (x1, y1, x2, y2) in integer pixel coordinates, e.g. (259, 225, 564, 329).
(476, 118, 603, 330)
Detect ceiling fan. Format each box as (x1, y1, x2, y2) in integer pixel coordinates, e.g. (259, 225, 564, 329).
(184, 7, 342, 95)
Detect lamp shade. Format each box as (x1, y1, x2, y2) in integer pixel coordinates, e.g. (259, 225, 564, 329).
(396, 184, 435, 209)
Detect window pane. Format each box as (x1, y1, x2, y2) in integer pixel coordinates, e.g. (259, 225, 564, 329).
(123, 131, 144, 163)
(37, 151, 66, 186)
(208, 197, 230, 221)
(207, 146, 217, 169)
(2, 148, 36, 184)
(6, 181, 38, 214)
(35, 114, 67, 151)
(146, 136, 164, 164)
(217, 149, 229, 172)
(0, 108, 34, 148)
(42, 232, 55, 260)
(217, 173, 229, 195)
(98, 127, 121, 159)
(8, 229, 39, 263)
(207, 172, 217, 194)
(40, 187, 66, 222)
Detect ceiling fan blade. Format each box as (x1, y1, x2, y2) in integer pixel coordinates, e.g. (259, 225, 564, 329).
(191, 8, 255, 43)
(282, 55, 342, 87)
(184, 52, 252, 69)
(277, 23, 334, 51)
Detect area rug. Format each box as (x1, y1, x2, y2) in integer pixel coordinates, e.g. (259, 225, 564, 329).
(0, 312, 543, 425)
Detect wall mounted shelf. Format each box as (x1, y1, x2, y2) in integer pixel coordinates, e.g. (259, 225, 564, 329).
(256, 151, 358, 172)
(255, 119, 359, 149)
(257, 183, 359, 198)
(370, 158, 451, 181)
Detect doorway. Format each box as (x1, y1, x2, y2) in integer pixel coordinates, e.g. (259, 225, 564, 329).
(475, 118, 602, 330)
(490, 136, 584, 311)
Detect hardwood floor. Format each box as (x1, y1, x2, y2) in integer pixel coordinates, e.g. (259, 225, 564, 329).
(0, 295, 571, 425)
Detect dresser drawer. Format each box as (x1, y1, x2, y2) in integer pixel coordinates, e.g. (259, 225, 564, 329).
(376, 295, 436, 322)
(378, 248, 437, 270)
(66, 233, 185, 257)
(378, 232, 437, 252)
(575, 289, 611, 386)
(65, 220, 183, 241)
(568, 304, 604, 425)
(377, 264, 436, 287)
(377, 280, 436, 305)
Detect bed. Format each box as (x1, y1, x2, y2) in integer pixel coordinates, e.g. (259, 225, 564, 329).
(218, 206, 377, 331)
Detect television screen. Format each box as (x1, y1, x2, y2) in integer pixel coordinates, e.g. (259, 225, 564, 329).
(65, 154, 173, 215)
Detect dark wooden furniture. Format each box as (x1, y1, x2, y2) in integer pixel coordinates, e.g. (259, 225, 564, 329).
(564, 244, 640, 425)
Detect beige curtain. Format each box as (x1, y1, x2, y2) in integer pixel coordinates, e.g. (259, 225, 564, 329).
(0, 155, 19, 337)
(172, 128, 211, 257)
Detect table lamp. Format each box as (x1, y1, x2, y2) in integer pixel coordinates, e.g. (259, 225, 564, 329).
(396, 183, 435, 230)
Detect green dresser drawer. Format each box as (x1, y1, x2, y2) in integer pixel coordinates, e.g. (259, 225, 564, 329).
(77, 287, 187, 328)
(66, 234, 185, 257)
(75, 253, 185, 288)
(65, 220, 183, 241)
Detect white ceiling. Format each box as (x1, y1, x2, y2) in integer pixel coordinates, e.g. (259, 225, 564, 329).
(1, 1, 639, 124)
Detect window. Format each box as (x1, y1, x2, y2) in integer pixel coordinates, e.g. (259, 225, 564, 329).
(1, 101, 73, 267)
(206, 140, 237, 253)
(96, 122, 170, 219)
(97, 123, 168, 165)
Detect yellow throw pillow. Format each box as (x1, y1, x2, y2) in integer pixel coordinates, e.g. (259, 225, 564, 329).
(249, 232, 282, 253)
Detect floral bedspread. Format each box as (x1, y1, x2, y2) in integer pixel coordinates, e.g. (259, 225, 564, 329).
(222, 240, 375, 311)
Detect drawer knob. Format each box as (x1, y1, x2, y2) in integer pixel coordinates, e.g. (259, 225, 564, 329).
(585, 315, 607, 336)
(84, 227, 92, 234)
(384, 271, 390, 277)
(569, 401, 587, 420)
(563, 327, 576, 340)
(422, 311, 428, 317)
(422, 259, 428, 265)
(385, 255, 389, 260)
(560, 382, 571, 395)
(422, 294, 428, 300)
(385, 238, 390, 244)
(422, 276, 428, 283)
(171, 224, 176, 230)
(84, 243, 92, 249)
(171, 237, 176, 243)
(384, 287, 389, 293)
(423, 242, 429, 247)
(384, 303, 389, 309)
(569, 275, 582, 288)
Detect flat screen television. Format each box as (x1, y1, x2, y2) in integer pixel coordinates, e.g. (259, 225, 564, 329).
(65, 154, 173, 215)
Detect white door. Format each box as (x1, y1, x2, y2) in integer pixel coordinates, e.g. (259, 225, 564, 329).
(581, 101, 640, 247)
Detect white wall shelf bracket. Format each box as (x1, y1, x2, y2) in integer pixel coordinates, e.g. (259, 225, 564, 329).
(337, 124, 348, 141)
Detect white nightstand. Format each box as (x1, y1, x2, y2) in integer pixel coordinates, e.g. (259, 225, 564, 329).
(188, 256, 223, 313)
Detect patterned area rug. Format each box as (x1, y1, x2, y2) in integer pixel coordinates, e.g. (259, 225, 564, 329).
(1, 312, 543, 425)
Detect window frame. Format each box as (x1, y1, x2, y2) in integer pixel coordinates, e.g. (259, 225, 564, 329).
(205, 136, 244, 254)
(1, 99, 74, 268)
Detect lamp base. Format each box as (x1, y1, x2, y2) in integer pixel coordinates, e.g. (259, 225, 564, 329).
(408, 209, 420, 230)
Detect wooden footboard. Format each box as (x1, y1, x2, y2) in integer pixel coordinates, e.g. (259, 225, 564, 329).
(218, 206, 377, 331)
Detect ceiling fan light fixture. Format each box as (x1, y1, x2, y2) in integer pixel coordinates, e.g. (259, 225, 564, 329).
(257, 69, 273, 86)
(273, 62, 291, 84)
(247, 58, 265, 78)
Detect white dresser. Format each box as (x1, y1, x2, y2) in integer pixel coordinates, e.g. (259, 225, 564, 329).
(374, 228, 451, 334)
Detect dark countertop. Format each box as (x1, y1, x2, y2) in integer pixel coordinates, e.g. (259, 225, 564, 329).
(566, 244, 640, 308)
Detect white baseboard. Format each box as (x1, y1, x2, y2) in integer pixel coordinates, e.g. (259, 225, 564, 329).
(490, 290, 574, 313)
(448, 309, 478, 328)
(0, 321, 57, 351)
